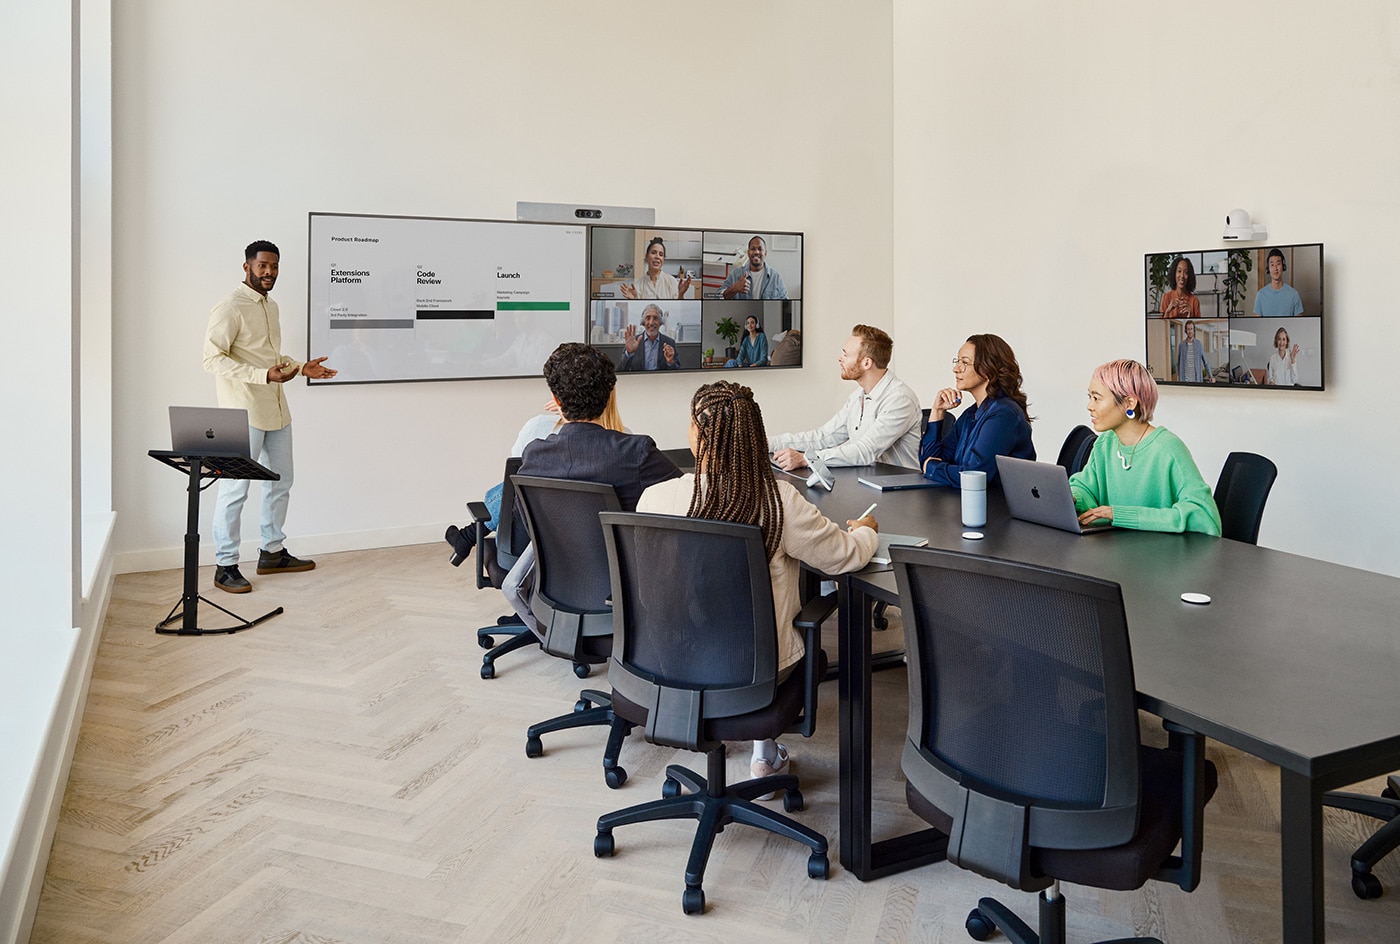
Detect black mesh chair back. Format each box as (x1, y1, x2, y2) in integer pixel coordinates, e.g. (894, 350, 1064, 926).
(1055, 425, 1098, 476)
(1213, 451, 1277, 545)
(478, 457, 528, 590)
(512, 475, 621, 660)
(599, 511, 778, 750)
(891, 546, 1141, 889)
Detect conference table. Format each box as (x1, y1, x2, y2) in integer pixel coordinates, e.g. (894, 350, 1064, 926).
(799, 464, 1400, 944)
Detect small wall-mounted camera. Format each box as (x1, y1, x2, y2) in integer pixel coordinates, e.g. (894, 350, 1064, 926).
(516, 201, 656, 225)
(1222, 208, 1268, 241)
(574, 208, 602, 219)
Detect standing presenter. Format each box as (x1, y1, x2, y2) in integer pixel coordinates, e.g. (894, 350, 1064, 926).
(203, 240, 337, 594)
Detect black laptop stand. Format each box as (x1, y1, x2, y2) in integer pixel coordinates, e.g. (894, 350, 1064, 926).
(148, 449, 285, 635)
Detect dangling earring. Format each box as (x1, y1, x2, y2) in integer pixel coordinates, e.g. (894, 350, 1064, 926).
(1125, 407, 1136, 419)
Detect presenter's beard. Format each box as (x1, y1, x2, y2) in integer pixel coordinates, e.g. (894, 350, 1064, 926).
(248, 275, 276, 293)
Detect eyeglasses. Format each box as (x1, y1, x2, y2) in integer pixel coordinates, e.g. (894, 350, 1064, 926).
(951, 357, 974, 369)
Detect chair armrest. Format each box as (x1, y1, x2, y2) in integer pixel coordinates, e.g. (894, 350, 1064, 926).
(789, 592, 836, 738)
(1156, 720, 1209, 892)
(466, 501, 494, 589)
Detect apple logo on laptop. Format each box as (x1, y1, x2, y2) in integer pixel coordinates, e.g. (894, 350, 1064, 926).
(205, 428, 215, 439)
(1030, 486, 1040, 499)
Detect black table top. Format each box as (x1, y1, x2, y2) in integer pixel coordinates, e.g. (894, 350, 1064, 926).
(803, 464, 1400, 783)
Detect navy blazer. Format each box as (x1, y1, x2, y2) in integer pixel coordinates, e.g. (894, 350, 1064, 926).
(918, 395, 1035, 487)
(516, 422, 682, 513)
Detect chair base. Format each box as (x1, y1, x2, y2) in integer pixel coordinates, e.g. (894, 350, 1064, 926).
(1323, 776, 1400, 899)
(967, 889, 1161, 944)
(476, 615, 536, 679)
(594, 748, 829, 914)
(526, 690, 632, 788)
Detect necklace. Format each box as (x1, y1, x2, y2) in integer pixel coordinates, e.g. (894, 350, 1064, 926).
(1116, 429, 1146, 470)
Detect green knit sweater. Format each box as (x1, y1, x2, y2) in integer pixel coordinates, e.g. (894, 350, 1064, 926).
(1069, 427, 1221, 535)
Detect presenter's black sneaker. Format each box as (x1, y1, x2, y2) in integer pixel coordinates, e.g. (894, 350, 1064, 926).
(214, 565, 252, 594)
(445, 524, 475, 566)
(256, 547, 316, 575)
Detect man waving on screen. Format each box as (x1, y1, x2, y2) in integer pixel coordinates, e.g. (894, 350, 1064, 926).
(203, 240, 337, 594)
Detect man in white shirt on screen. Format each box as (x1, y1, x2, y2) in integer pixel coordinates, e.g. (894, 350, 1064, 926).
(770, 324, 922, 471)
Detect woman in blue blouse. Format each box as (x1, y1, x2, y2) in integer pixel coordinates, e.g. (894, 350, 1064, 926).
(920, 333, 1035, 486)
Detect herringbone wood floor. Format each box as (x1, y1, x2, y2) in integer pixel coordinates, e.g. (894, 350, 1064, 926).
(29, 543, 1400, 943)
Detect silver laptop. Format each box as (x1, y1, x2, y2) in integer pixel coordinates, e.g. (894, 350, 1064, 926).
(996, 456, 1111, 535)
(169, 406, 251, 457)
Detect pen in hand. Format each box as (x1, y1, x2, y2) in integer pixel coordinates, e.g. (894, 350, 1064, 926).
(850, 502, 878, 530)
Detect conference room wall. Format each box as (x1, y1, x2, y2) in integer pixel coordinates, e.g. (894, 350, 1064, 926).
(107, 0, 894, 571)
(892, 0, 1400, 576)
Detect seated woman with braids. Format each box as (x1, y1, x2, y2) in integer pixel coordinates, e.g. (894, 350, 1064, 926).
(637, 380, 879, 787)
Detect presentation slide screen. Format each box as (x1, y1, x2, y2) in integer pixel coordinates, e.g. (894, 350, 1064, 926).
(306, 213, 588, 384)
(587, 226, 803, 374)
(1143, 242, 1323, 390)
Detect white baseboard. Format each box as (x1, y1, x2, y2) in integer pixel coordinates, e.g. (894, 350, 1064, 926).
(114, 522, 450, 575)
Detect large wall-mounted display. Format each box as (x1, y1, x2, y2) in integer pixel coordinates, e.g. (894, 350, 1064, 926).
(1144, 243, 1323, 390)
(306, 213, 588, 384)
(306, 213, 805, 384)
(588, 226, 803, 374)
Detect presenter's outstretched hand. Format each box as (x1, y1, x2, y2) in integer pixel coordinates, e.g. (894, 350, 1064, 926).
(303, 356, 338, 380)
(623, 324, 640, 355)
(268, 362, 300, 383)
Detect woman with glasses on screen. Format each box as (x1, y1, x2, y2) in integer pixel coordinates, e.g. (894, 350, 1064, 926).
(1070, 359, 1221, 534)
(619, 236, 691, 300)
(637, 380, 877, 791)
(919, 333, 1035, 487)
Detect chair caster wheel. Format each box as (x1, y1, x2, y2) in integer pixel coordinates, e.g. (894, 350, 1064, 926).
(594, 831, 615, 857)
(1353, 870, 1384, 900)
(681, 886, 705, 915)
(480, 661, 495, 680)
(1383, 785, 1398, 801)
(525, 736, 543, 758)
(807, 853, 829, 879)
(662, 777, 682, 798)
(573, 662, 590, 679)
(873, 615, 889, 631)
(784, 789, 804, 813)
(477, 635, 494, 650)
(966, 908, 995, 941)
(605, 766, 627, 789)
(574, 698, 592, 713)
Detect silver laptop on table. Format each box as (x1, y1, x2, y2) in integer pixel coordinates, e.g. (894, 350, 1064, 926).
(996, 455, 1112, 535)
(169, 406, 252, 458)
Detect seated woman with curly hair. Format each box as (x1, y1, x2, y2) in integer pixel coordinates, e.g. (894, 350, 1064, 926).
(919, 333, 1036, 486)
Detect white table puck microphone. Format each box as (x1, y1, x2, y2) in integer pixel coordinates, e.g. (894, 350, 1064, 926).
(961, 531, 984, 540)
(1180, 592, 1211, 605)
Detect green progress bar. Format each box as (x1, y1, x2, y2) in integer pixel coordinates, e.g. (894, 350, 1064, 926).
(498, 301, 571, 311)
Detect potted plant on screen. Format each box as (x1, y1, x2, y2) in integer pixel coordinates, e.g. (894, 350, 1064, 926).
(714, 316, 742, 361)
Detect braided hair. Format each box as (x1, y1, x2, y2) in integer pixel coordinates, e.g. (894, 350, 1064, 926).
(687, 380, 784, 561)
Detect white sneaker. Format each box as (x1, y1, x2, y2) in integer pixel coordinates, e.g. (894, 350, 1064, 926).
(750, 744, 791, 800)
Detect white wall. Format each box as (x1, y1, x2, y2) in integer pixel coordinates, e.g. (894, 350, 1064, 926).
(894, 0, 1400, 574)
(110, 0, 893, 571)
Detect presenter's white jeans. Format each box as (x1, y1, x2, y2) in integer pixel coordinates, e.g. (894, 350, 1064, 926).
(213, 423, 294, 566)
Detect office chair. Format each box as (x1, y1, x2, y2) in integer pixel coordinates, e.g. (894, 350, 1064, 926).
(464, 457, 540, 680)
(1324, 774, 1400, 898)
(593, 512, 834, 914)
(890, 546, 1216, 944)
(1055, 424, 1097, 476)
(512, 475, 632, 788)
(1213, 452, 1277, 545)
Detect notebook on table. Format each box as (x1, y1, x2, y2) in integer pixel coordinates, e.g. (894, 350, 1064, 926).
(996, 455, 1112, 535)
(869, 533, 930, 565)
(169, 406, 252, 458)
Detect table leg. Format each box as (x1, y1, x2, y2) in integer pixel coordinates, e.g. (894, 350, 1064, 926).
(1279, 767, 1325, 944)
(837, 573, 873, 878)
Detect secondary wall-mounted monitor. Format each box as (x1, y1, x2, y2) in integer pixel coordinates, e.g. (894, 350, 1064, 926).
(1144, 243, 1323, 390)
(588, 226, 803, 373)
(306, 212, 588, 384)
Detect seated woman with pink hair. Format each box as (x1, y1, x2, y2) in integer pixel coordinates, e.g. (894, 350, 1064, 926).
(1069, 359, 1221, 535)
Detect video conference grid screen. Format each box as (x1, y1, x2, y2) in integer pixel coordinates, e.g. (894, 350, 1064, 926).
(1144, 243, 1323, 390)
(588, 226, 803, 374)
